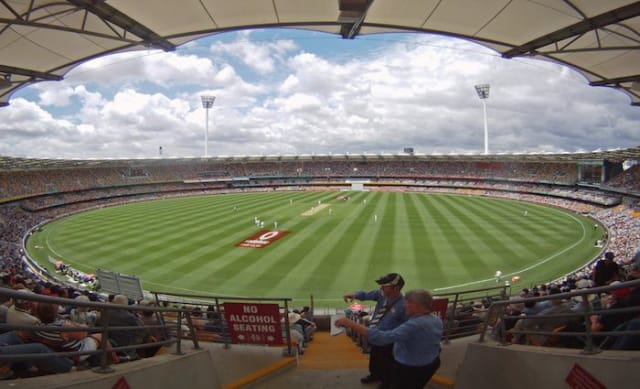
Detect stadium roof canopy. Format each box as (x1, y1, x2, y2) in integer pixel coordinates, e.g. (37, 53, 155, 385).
(1, 0, 640, 107)
(1, 146, 639, 171)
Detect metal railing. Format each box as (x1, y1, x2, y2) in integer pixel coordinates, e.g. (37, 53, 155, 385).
(149, 290, 298, 356)
(434, 284, 510, 343)
(0, 287, 193, 375)
(477, 279, 640, 353)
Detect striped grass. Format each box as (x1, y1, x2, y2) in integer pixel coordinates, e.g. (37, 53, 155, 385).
(26, 191, 604, 307)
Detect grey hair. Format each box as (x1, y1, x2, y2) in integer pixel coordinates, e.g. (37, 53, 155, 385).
(112, 294, 129, 305)
(404, 289, 433, 310)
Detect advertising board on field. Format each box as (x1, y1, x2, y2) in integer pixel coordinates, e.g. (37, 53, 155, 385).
(235, 230, 290, 248)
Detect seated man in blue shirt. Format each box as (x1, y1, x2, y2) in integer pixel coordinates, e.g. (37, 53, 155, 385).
(336, 289, 443, 389)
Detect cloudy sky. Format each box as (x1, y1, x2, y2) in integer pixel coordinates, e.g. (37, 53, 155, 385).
(1, 29, 638, 159)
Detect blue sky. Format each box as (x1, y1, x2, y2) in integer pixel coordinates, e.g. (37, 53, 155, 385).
(0, 29, 638, 159)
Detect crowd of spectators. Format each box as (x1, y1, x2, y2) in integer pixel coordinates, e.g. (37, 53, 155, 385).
(606, 164, 640, 192)
(14, 180, 620, 214)
(496, 254, 640, 350)
(0, 287, 166, 379)
(3, 157, 639, 202)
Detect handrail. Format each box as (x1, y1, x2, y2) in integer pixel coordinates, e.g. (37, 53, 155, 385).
(478, 279, 640, 353)
(0, 287, 194, 375)
(434, 285, 510, 343)
(149, 290, 298, 356)
(150, 290, 292, 302)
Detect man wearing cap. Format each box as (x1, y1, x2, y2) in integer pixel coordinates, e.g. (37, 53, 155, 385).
(336, 289, 442, 389)
(343, 273, 407, 388)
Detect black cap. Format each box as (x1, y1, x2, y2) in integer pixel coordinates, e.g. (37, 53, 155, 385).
(375, 273, 405, 288)
(604, 252, 615, 260)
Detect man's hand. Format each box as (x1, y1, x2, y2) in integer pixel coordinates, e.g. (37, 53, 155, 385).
(343, 294, 356, 303)
(334, 317, 353, 328)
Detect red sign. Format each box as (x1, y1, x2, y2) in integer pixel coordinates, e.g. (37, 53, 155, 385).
(112, 377, 130, 389)
(566, 363, 607, 389)
(236, 230, 290, 248)
(224, 302, 283, 345)
(432, 298, 449, 321)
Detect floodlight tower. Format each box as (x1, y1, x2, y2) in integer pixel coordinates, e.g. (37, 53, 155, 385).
(201, 95, 216, 157)
(474, 84, 490, 155)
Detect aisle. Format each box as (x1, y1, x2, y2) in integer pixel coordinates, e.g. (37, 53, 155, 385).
(298, 331, 369, 370)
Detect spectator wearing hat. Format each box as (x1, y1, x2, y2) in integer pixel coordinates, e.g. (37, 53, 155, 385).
(336, 289, 442, 389)
(343, 273, 407, 388)
(282, 312, 305, 355)
(292, 308, 316, 342)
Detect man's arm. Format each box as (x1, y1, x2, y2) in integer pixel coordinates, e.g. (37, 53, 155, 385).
(335, 317, 368, 337)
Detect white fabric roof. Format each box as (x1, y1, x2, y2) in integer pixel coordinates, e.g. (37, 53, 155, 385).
(1, 0, 639, 107)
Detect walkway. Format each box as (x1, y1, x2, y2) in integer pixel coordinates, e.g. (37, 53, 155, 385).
(298, 331, 369, 370)
(241, 331, 466, 388)
(247, 331, 369, 388)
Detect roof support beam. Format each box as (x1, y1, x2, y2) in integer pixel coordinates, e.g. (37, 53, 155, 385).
(67, 0, 175, 51)
(338, 0, 374, 39)
(590, 74, 640, 87)
(0, 64, 63, 81)
(502, 2, 640, 58)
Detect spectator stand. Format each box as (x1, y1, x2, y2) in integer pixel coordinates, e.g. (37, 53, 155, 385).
(478, 279, 640, 353)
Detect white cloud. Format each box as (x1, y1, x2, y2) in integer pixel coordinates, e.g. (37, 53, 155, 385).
(211, 30, 297, 75)
(0, 30, 638, 159)
(65, 51, 218, 88)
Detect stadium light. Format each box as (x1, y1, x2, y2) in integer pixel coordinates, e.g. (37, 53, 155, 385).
(201, 95, 216, 157)
(474, 84, 490, 155)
